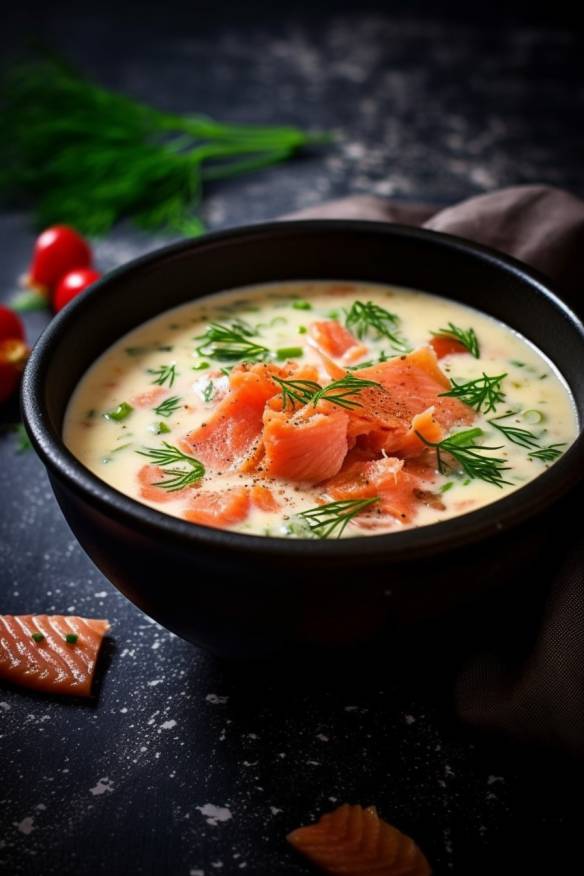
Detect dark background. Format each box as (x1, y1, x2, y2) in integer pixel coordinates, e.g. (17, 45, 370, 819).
(1, 2, 583, 874)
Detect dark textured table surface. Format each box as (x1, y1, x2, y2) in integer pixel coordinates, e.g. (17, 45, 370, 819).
(1, 3, 583, 874)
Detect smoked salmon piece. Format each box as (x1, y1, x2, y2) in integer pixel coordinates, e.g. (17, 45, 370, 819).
(287, 803, 431, 876)
(356, 347, 473, 431)
(138, 463, 195, 503)
(310, 320, 368, 363)
(184, 487, 250, 528)
(131, 386, 167, 408)
(323, 456, 435, 523)
(429, 335, 467, 359)
(0, 615, 110, 698)
(262, 405, 349, 483)
(183, 363, 279, 471)
(250, 484, 280, 511)
(183, 483, 280, 528)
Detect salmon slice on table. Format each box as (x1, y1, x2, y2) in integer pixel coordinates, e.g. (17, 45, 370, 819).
(261, 404, 350, 483)
(182, 362, 280, 471)
(309, 320, 368, 364)
(287, 803, 431, 876)
(0, 615, 110, 697)
(323, 455, 437, 523)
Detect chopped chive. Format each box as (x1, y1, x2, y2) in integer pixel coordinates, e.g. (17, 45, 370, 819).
(65, 633, 78, 645)
(192, 360, 210, 371)
(326, 309, 340, 319)
(103, 402, 134, 422)
(202, 381, 215, 402)
(292, 299, 312, 310)
(523, 409, 544, 424)
(112, 442, 132, 453)
(125, 346, 146, 356)
(31, 632, 45, 643)
(298, 325, 307, 334)
(510, 359, 526, 368)
(276, 346, 304, 360)
(150, 421, 171, 435)
(440, 482, 454, 493)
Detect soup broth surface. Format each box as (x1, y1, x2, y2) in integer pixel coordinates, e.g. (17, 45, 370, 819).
(64, 281, 578, 538)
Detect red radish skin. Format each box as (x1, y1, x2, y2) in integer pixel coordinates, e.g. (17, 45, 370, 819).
(0, 306, 25, 343)
(27, 226, 92, 293)
(0, 338, 30, 403)
(54, 268, 102, 312)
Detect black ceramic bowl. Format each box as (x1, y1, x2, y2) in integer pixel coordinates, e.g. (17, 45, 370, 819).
(22, 221, 584, 656)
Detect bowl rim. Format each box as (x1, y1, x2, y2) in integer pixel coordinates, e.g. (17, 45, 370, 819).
(22, 218, 584, 563)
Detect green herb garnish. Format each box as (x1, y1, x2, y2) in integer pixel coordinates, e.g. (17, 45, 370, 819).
(1, 55, 329, 236)
(196, 322, 269, 362)
(440, 373, 506, 414)
(150, 421, 171, 435)
(292, 299, 312, 310)
(148, 364, 178, 388)
(202, 381, 215, 403)
(345, 300, 409, 352)
(488, 412, 540, 449)
(31, 632, 45, 643)
(136, 442, 205, 491)
(416, 428, 512, 488)
(153, 395, 182, 418)
(192, 360, 210, 371)
(298, 326, 307, 334)
(271, 377, 321, 410)
(272, 374, 380, 411)
(276, 346, 303, 360)
(523, 409, 544, 424)
(528, 444, 566, 462)
(432, 322, 480, 358)
(65, 634, 78, 645)
(296, 497, 380, 538)
(103, 402, 134, 422)
(311, 374, 381, 410)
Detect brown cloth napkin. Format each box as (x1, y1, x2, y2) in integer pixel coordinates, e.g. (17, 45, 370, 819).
(288, 185, 584, 757)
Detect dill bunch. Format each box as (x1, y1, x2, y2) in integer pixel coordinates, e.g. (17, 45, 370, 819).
(0, 55, 330, 236)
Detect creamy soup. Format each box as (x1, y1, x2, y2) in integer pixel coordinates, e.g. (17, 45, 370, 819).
(64, 281, 578, 538)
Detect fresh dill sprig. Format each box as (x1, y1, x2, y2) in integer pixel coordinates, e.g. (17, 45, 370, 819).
(431, 322, 480, 357)
(271, 374, 380, 411)
(195, 322, 269, 362)
(148, 363, 178, 388)
(488, 412, 540, 449)
(136, 442, 205, 491)
(345, 300, 410, 352)
(153, 395, 182, 418)
(416, 427, 512, 488)
(440, 373, 507, 414)
(311, 374, 381, 410)
(296, 497, 380, 538)
(202, 381, 215, 403)
(271, 376, 321, 410)
(528, 444, 566, 462)
(0, 55, 330, 236)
